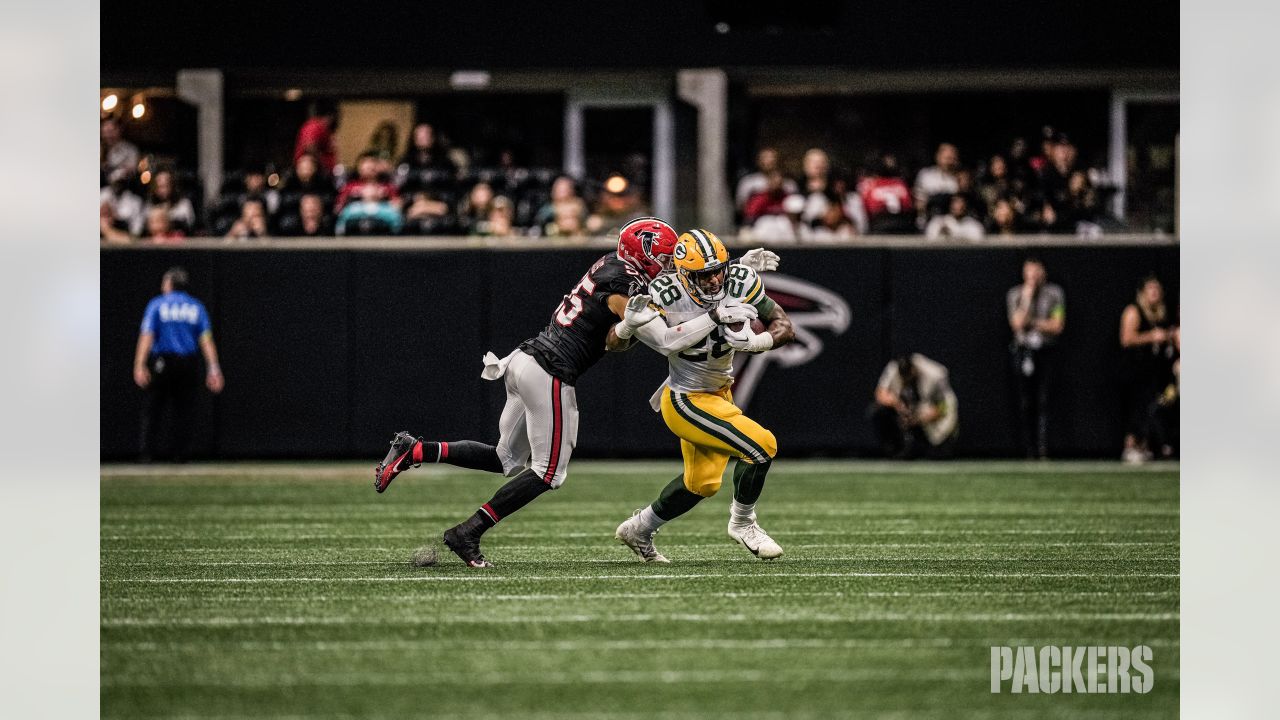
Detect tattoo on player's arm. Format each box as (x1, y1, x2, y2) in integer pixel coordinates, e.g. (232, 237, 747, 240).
(766, 306, 795, 348)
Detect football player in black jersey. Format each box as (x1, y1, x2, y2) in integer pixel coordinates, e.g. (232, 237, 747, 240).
(374, 218, 778, 567)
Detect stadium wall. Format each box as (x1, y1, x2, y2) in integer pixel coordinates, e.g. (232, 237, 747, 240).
(100, 242, 1178, 460)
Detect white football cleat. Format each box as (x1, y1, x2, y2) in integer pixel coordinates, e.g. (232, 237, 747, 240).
(615, 510, 670, 564)
(728, 520, 784, 560)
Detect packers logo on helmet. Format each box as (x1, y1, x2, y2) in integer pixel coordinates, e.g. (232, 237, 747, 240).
(674, 229, 730, 303)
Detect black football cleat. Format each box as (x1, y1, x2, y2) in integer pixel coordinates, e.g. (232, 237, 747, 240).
(374, 431, 420, 493)
(443, 523, 495, 568)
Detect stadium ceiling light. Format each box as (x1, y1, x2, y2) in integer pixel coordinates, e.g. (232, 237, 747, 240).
(102, 93, 119, 112)
(605, 175, 628, 194)
(450, 70, 491, 90)
(131, 102, 146, 119)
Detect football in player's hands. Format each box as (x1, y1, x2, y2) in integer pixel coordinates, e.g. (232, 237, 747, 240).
(723, 319, 767, 335)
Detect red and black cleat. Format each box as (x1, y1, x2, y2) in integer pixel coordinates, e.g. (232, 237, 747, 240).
(443, 523, 494, 568)
(374, 431, 420, 493)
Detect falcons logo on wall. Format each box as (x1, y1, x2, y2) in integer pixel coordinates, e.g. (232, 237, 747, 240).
(731, 273, 851, 408)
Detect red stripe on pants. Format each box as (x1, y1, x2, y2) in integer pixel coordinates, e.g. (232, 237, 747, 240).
(544, 378, 562, 484)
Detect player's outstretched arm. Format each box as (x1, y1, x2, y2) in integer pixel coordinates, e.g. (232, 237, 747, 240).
(604, 293, 725, 356)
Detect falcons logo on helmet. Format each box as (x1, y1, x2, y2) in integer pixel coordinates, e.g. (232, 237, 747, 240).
(730, 273, 851, 409)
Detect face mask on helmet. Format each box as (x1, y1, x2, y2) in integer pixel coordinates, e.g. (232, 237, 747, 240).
(682, 263, 728, 302)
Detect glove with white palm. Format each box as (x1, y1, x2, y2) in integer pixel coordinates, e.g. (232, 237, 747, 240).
(739, 248, 781, 273)
(710, 296, 758, 326)
(725, 324, 774, 353)
(615, 294, 660, 339)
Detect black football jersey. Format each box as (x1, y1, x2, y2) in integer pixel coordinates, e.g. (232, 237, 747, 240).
(519, 253, 646, 385)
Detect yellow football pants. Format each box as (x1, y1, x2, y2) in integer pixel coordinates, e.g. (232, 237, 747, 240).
(660, 386, 778, 497)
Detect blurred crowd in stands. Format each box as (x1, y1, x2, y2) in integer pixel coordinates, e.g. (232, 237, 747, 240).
(735, 132, 1112, 243)
(102, 104, 1115, 243)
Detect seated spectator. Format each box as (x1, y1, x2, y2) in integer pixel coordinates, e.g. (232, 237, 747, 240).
(210, 170, 278, 236)
(831, 175, 869, 235)
(867, 353, 958, 459)
(403, 190, 456, 236)
(977, 154, 1021, 215)
(533, 176, 585, 231)
(802, 148, 831, 195)
(735, 147, 796, 216)
(745, 193, 805, 241)
(458, 181, 497, 235)
(954, 168, 982, 217)
(247, 170, 280, 216)
(364, 121, 399, 175)
(985, 197, 1027, 237)
(135, 169, 197, 236)
(144, 207, 187, 244)
(399, 122, 456, 174)
(1119, 275, 1179, 463)
(805, 197, 857, 240)
(742, 170, 793, 226)
(335, 152, 400, 213)
(277, 194, 335, 237)
(99, 202, 132, 244)
(913, 142, 961, 221)
(100, 179, 144, 239)
(473, 196, 517, 238)
(545, 197, 588, 238)
(336, 184, 403, 236)
(101, 118, 139, 186)
(278, 153, 335, 216)
(798, 148, 834, 226)
(294, 100, 339, 174)
(586, 177, 647, 236)
(1059, 170, 1103, 236)
(925, 194, 985, 242)
(225, 199, 270, 240)
(858, 153, 915, 234)
(1038, 132, 1078, 223)
(492, 148, 532, 198)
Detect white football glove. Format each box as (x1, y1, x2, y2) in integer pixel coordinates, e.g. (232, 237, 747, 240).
(725, 324, 774, 353)
(739, 248, 781, 273)
(616, 294, 660, 339)
(711, 296, 758, 326)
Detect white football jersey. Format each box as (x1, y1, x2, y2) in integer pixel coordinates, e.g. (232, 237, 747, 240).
(647, 263, 773, 394)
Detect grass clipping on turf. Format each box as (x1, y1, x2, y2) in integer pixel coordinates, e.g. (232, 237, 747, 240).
(411, 545, 440, 567)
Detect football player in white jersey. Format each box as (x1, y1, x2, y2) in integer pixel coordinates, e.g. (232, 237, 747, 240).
(607, 229, 795, 562)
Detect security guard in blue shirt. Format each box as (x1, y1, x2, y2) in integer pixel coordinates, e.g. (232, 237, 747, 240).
(133, 267, 225, 462)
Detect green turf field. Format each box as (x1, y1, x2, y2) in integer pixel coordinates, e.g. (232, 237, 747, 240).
(101, 460, 1178, 719)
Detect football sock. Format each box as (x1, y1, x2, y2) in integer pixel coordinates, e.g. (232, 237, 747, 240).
(651, 474, 704, 522)
(731, 457, 771, 505)
(636, 505, 667, 533)
(414, 440, 504, 474)
(729, 500, 756, 528)
(471, 468, 551, 534)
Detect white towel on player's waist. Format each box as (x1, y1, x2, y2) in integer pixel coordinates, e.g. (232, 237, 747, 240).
(480, 350, 518, 381)
(648, 383, 667, 413)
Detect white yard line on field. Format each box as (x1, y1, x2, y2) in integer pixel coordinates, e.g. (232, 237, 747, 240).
(100, 458, 1179, 479)
(102, 589, 1178, 604)
(103, 571, 1179, 585)
(103, 611, 1177, 628)
(101, 529, 1180, 541)
(107, 636, 1181, 652)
